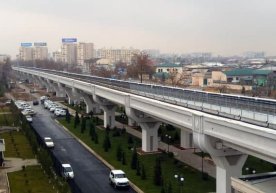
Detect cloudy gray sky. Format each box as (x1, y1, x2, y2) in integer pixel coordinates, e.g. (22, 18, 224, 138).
(1, 0, 276, 58)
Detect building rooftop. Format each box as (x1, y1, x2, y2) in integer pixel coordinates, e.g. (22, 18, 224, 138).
(224, 69, 273, 76)
(156, 63, 182, 68)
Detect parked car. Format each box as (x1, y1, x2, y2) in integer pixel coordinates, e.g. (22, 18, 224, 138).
(61, 164, 74, 179)
(44, 100, 53, 109)
(33, 100, 39, 105)
(22, 109, 35, 116)
(44, 137, 54, 148)
(5, 99, 11, 104)
(25, 115, 32, 123)
(109, 170, 129, 189)
(50, 105, 60, 112)
(55, 109, 66, 116)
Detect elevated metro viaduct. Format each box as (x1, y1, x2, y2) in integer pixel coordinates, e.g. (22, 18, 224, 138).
(13, 67, 276, 193)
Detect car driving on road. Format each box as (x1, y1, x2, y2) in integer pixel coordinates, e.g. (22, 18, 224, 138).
(44, 137, 54, 148)
(61, 164, 74, 179)
(109, 170, 129, 189)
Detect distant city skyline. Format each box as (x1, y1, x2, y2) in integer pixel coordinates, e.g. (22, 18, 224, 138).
(1, 0, 276, 58)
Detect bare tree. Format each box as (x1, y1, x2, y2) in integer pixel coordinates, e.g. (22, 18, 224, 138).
(127, 52, 155, 82)
(167, 69, 189, 87)
(90, 64, 114, 78)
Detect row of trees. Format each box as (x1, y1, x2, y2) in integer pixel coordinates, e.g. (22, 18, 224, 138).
(16, 52, 188, 86)
(0, 58, 11, 96)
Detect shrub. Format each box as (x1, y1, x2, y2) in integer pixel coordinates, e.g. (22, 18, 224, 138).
(154, 157, 163, 186)
(131, 146, 138, 170)
(128, 135, 134, 144)
(116, 144, 122, 161)
(202, 172, 209, 181)
(122, 151, 126, 165)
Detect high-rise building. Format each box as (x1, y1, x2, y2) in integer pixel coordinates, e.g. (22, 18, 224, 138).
(96, 48, 140, 64)
(52, 51, 62, 63)
(77, 42, 94, 70)
(61, 43, 77, 66)
(143, 49, 160, 58)
(0, 55, 10, 63)
(19, 46, 33, 61)
(244, 51, 265, 59)
(18, 42, 48, 61)
(33, 45, 48, 60)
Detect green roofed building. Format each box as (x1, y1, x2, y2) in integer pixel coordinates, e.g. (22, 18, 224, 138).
(224, 68, 274, 86)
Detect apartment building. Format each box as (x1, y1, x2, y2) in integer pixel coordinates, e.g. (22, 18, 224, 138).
(52, 51, 62, 63)
(33, 45, 48, 60)
(19, 46, 33, 61)
(96, 48, 139, 64)
(0, 55, 10, 63)
(77, 42, 94, 71)
(61, 43, 77, 66)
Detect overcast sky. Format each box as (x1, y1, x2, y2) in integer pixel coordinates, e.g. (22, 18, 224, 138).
(1, 0, 276, 58)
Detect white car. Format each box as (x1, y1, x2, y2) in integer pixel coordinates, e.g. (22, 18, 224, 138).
(22, 109, 35, 116)
(44, 137, 54, 148)
(25, 115, 32, 123)
(109, 170, 129, 189)
(40, 96, 48, 101)
(44, 100, 53, 109)
(55, 109, 66, 116)
(61, 164, 74, 179)
(47, 103, 56, 110)
(49, 105, 58, 112)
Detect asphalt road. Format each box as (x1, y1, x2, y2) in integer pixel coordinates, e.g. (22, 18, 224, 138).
(31, 104, 136, 193)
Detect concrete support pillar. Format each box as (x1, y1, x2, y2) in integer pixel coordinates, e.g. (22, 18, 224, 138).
(34, 77, 43, 89)
(57, 83, 66, 97)
(101, 105, 116, 128)
(93, 95, 116, 128)
(81, 92, 100, 114)
(125, 106, 161, 152)
(27, 75, 33, 84)
(193, 114, 248, 193)
(65, 87, 80, 105)
(140, 122, 160, 152)
(50, 83, 66, 97)
(213, 154, 247, 193)
(128, 117, 136, 127)
(38, 78, 51, 91)
(45, 79, 54, 93)
(181, 129, 193, 148)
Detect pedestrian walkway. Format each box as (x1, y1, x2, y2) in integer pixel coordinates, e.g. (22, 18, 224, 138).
(0, 158, 38, 193)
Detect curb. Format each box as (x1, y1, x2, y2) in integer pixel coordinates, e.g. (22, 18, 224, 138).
(54, 119, 144, 193)
(5, 171, 10, 193)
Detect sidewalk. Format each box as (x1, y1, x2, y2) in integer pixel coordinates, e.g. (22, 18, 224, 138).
(0, 158, 38, 193)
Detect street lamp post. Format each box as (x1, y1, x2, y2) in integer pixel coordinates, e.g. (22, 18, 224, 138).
(165, 134, 171, 152)
(174, 174, 184, 193)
